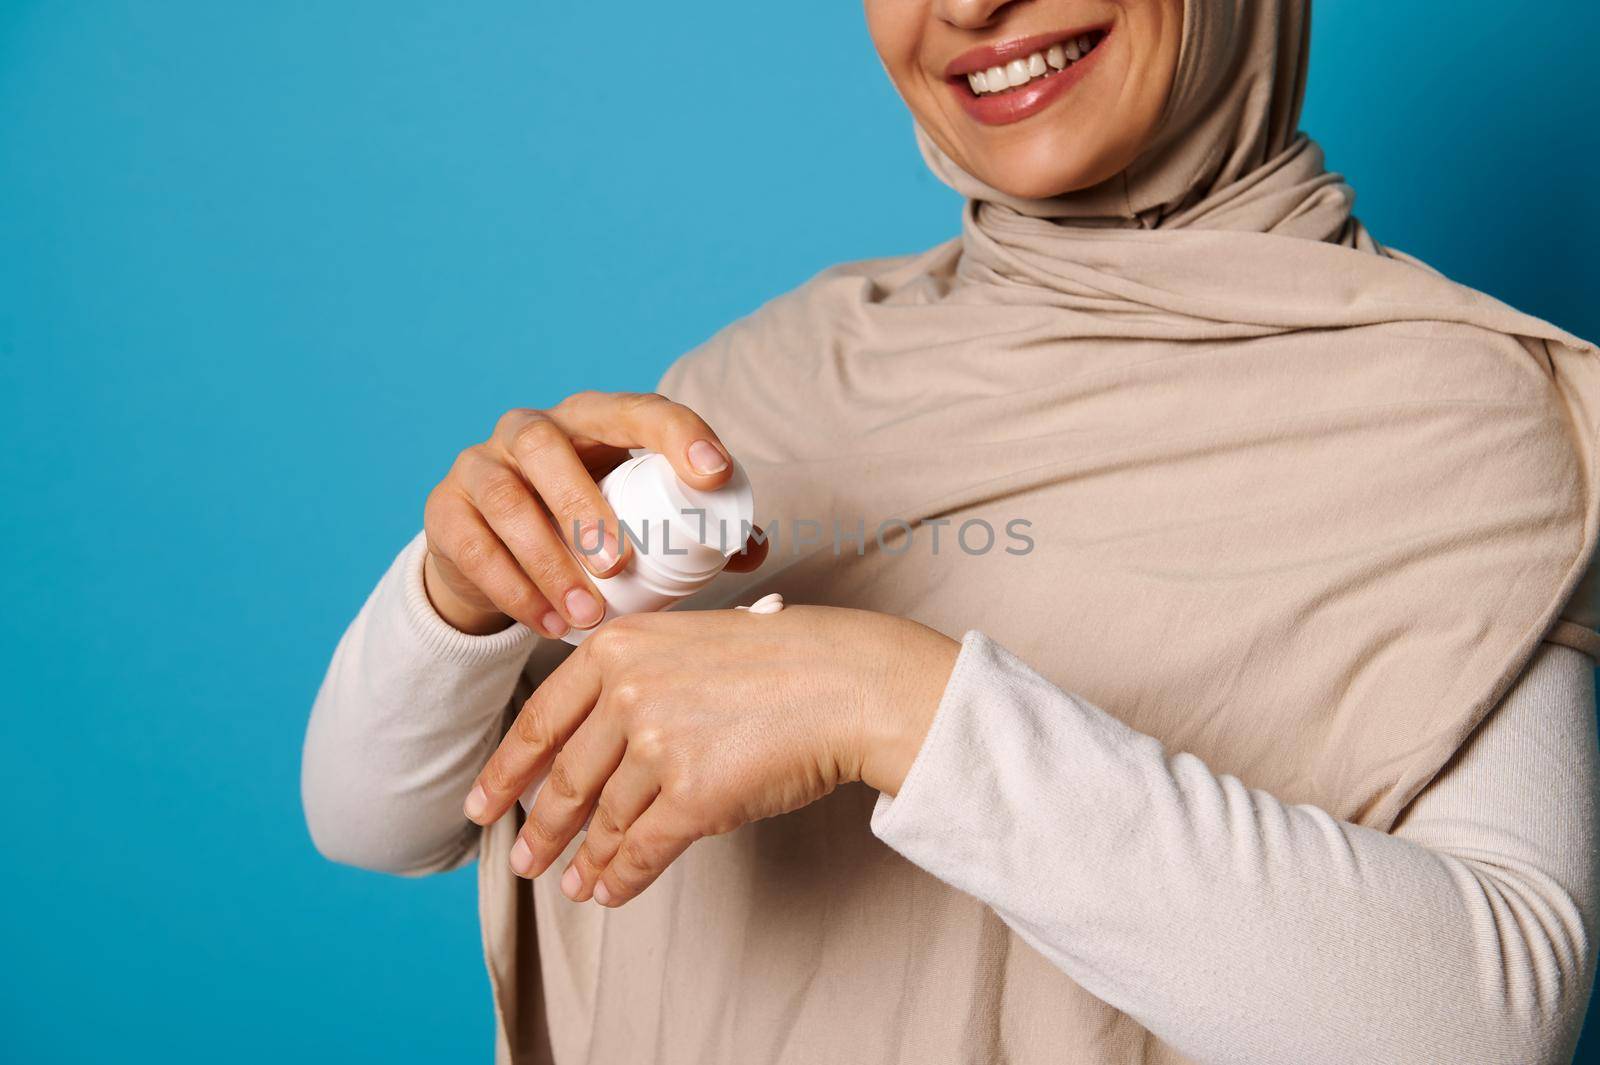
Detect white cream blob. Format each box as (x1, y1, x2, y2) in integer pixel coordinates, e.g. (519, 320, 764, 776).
(736, 592, 785, 615)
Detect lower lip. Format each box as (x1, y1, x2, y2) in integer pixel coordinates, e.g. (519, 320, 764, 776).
(948, 41, 1106, 127)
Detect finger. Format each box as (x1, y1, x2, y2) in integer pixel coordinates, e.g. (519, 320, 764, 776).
(570, 440, 634, 477)
(456, 446, 607, 632)
(723, 526, 769, 574)
(464, 643, 604, 825)
(426, 488, 564, 637)
(548, 391, 735, 492)
(562, 754, 661, 901)
(491, 409, 630, 579)
(511, 711, 626, 880)
(589, 801, 699, 908)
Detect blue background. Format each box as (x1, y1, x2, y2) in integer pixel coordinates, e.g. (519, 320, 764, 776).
(3, 2, 1596, 1061)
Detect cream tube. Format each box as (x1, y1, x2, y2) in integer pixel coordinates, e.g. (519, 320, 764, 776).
(562, 452, 755, 646)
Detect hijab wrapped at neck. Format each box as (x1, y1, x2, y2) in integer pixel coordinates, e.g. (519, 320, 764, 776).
(479, 1, 1600, 1060)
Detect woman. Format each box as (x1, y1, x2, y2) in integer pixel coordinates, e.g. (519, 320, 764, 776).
(302, 1, 1600, 1062)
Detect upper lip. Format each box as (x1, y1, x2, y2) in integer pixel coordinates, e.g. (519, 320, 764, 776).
(942, 26, 1108, 78)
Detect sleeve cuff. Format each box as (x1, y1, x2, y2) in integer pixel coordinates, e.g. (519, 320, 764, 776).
(396, 532, 540, 667)
(870, 628, 990, 843)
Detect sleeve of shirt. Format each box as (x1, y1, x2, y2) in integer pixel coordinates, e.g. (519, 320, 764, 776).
(300, 532, 544, 876)
(870, 631, 1600, 1065)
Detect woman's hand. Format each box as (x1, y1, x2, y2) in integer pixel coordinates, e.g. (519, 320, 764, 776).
(422, 391, 766, 638)
(460, 606, 960, 905)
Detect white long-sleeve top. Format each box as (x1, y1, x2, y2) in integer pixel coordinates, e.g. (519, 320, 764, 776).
(303, 533, 1600, 1063)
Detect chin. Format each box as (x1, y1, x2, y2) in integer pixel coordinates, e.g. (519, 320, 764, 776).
(965, 138, 1120, 201)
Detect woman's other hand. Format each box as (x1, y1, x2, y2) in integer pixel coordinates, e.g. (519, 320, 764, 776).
(460, 606, 960, 905)
(422, 392, 766, 637)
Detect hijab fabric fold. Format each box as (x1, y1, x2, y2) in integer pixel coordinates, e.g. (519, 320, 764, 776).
(480, 1, 1600, 1060)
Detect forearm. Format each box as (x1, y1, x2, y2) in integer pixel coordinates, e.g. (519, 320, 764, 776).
(301, 533, 543, 875)
(872, 634, 1599, 1065)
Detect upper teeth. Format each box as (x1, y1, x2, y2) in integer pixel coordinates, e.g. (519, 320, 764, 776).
(966, 34, 1098, 96)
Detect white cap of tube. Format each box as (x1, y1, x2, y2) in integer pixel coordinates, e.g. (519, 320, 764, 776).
(561, 452, 755, 646)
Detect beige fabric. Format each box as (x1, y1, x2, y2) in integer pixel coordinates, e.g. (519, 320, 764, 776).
(1547, 618, 1600, 661)
(480, 0, 1600, 1060)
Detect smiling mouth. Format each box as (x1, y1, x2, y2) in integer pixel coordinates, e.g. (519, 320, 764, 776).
(954, 29, 1108, 98)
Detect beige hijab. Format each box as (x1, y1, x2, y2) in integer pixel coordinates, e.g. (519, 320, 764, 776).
(480, 1, 1600, 1061)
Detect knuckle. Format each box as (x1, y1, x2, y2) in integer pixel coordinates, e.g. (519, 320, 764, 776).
(480, 756, 516, 795)
(608, 679, 646, 714)
(496, 581, 536, 615)
(424, 482, 448, 518)
(618, 391, 666, 415)
(630, 726, 672, 767)
(585, 841, 620, 873)
(524, 812, 564, 847)
(590, 803, 623, 839)
(495, 408, 536, 435)
(423, 487, 457, 537)
(544, 482, 595, 523)
(634, 721, 669, 754)
(660, 775, 698, 810)
(557, 389, 602, 411)
(570, 842, 599, 877)
(669, 409, 706, 436)
(527, 552, 578, 597)
(478, 476, 530, 522)
(585, 621, 636, 664)
(658, 788, 716, 836)
(511, 415, 564, 459)
(654, 395, 703, 430)
(453, 535, 495, 573)
(616, 836, 659, 880)
(513, 699, 556, 752)
(543, 757, 581, 804)
(456, 442, 493, 474)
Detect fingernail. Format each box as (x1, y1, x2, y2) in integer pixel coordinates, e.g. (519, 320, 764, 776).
(540, 611, 569, 638)
(560, 864, 582, 900)
(592, 880, 612, 906)
(687, 440, 728, 475)
(510, 838, 533, 877)
(464, 785, 488, 820)
(578, 523, 620, 572)
(565, 587, 603, 628)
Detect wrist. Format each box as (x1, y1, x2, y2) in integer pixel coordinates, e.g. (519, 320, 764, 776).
(856, 619, 960, 796)
(423, 552, 515, 636)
